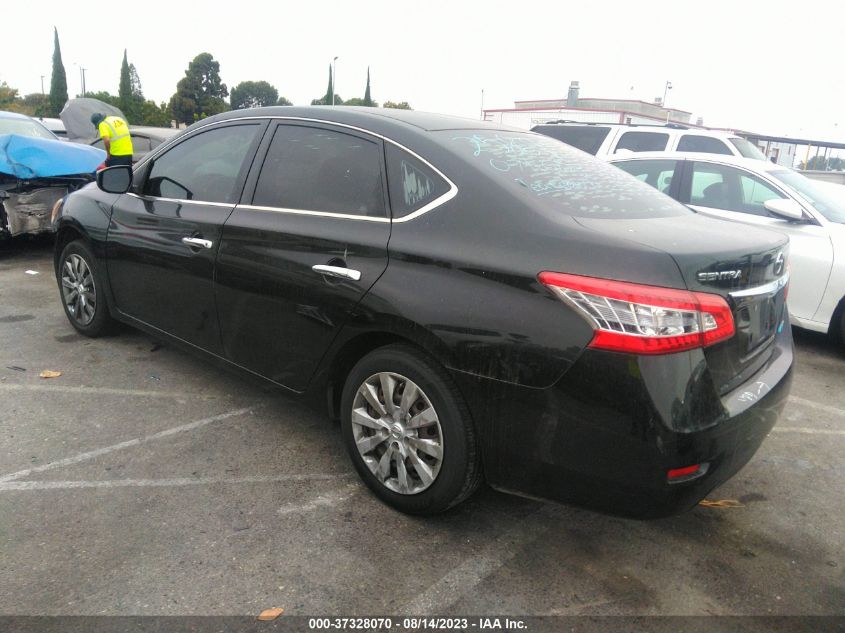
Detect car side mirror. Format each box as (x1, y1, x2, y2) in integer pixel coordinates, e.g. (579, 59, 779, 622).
(97, 166, 132, 194)
(764, 198, 805, 221)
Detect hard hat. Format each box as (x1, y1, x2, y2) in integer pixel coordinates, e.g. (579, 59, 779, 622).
(90, 112, 105, 126)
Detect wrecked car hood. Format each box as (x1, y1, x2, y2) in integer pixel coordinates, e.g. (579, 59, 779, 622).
(0, 134, 105, 179)
(60, 98, 126, 142)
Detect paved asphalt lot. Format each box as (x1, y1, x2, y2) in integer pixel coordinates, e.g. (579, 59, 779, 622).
(0, 236, 843, 621)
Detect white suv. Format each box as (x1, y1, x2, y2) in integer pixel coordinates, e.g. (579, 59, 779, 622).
(533, 122, 767, 161)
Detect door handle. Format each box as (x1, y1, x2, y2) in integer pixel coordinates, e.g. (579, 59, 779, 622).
(182, 237, 213, 249)
(312, 264, 362, 282)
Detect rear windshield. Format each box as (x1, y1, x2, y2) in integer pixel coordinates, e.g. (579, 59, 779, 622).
(445, 131, 690, 219)
(531, 125, 610, 155)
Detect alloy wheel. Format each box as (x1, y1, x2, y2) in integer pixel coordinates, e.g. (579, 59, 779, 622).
(61, 254, 97, 326)
(351, 372, 444, 495)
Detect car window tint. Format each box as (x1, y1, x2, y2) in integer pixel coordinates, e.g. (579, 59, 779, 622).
(614, 131, 669, 153)
(144, 124, 260, 204)
(690, 163, 784, 216)
(253, 125, 385, 217)
(385, 144, 449, 218)
(532, 126, 611, 155)
(677, 134, 732, 155)
(613, 159, 678, 194)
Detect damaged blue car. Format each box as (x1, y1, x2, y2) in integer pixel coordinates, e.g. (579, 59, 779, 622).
(0, 111, 104, 238)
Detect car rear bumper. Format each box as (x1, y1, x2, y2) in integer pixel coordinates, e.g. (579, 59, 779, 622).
(453, 323, 794, 518)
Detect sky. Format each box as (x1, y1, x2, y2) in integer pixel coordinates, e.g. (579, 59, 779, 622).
(2, 0, 843, 142)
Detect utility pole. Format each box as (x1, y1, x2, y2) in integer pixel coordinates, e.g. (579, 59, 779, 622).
(40, 75, 45, 94)
(81, 67, 87, 97)
(480, 89, 484, 120)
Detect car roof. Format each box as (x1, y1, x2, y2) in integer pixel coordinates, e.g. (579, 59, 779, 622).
(534, 121, 744, 139)
(201, 106, 522, 138)
(607, 151, 785, 174)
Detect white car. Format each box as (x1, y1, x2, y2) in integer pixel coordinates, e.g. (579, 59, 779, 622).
(609, 152, 845, 340)
(534, 122, 767, 161)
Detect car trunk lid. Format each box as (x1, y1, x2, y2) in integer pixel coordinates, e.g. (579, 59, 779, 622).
(574, 215, 789, 394)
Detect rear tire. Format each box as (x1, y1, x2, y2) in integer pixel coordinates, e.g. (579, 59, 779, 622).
(340, 344, 482, 514)
(57, 240, 115, 337)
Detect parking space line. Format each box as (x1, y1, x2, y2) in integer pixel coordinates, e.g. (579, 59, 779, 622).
(772, 427, 845, 435)
(788, 396, 845, 418)
(0, 473, 352, 491)
(401, 506, 560, 614)
(0, 383, 222, 400)
(0, 406, 256, 483)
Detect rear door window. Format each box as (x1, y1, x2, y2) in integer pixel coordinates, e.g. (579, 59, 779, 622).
(614, 131, 669, 153)
(614, 159, 680, 195)
(384, 144, 450, 218)
(252, 124, 386, 218)
(677, 134, 732, 155)
(532, 125, 611, 155)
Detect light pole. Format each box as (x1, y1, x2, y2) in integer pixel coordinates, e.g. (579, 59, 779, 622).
(74, 63, 87, 98)
(662, 80, 672, 107)
(332, 56, 338, 106)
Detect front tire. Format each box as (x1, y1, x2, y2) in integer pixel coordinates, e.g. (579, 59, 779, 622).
(340, 344, 482, 514)
(57, 240, 114, 337)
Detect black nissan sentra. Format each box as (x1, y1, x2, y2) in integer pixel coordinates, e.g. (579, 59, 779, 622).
(52, 107, 793, 517)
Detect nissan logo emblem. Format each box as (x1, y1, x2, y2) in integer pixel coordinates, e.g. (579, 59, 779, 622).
(773, 251, 785, 276)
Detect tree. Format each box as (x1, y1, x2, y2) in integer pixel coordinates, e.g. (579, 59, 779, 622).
(363, 67, 375, 107)
(0, 82, 19, 110)
(22, 93, 50, 117)
(168, 52, 229, 125)
(311, 64, 342, 105)
(342, 98, 367, 106)
(118, 50, 132, 116)
(48, 27, 68, 117)
(138, 100, 172, 127)
(129, 64, 143, 99)
(276, 96, 293, 106)
(383, 101, 412, 110)
(230, 80, 278, 109)
(85, 91, 120, 108)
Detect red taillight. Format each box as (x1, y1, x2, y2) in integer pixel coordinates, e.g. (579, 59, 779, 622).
(538, 271, 735, 355)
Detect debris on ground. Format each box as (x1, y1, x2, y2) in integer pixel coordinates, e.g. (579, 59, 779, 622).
(699, 499, 744, 508)
(38, 370, 62, 379)
(257, 607, 284, 621)
(24, 270, 40, 275)
(6, 366, 26, 372)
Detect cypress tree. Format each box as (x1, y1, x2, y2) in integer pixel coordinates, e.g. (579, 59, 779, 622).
(48, 27, 68, 117)
(118, 49, 132, 117)
(323, 64, 334, 105)
(363, 67, 373, 107)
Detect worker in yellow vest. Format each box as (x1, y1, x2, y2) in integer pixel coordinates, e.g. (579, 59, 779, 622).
(90, 113, 134, 167)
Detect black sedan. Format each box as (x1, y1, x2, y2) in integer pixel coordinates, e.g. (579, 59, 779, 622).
(52, 107, 793, 517)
